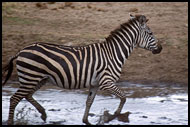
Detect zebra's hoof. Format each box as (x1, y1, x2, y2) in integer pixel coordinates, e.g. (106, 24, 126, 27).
(7, 120, 13, 125)
(41, 113, 47, 122)
(83, 119, 91, 125)
(84, 121, 91, 125)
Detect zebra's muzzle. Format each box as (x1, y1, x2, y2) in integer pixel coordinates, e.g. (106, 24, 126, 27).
(152, 44, 162, 54)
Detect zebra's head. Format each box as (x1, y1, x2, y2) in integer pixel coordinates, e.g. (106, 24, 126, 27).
(130, 14, 162, 54)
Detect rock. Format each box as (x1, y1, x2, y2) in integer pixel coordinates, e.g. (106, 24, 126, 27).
(35, 3, 48, 9)
(129, 8, 138, 13)
(117, 112, 131, 122)
(97, 110, 131, 124)
(103, 110, 116, 123)
(87, 4, 92, 9)
(140, 115, 148, 118)
(48, 109, 61, 111)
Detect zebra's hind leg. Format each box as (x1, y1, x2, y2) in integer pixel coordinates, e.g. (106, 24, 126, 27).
(7, 93, 25, 125)
(7, 77, 49, 125)
(25, 77, 49, 122)
(82, 85, 99, 125)
(100, 83, 126, 115)
(25, 95, 47, 122)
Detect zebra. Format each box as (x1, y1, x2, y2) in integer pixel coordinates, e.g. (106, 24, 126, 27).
(2, 14, 162, 125)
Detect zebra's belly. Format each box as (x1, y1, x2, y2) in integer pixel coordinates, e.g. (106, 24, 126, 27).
(16, 63, 97, 90)
(55, 72, 98, 89)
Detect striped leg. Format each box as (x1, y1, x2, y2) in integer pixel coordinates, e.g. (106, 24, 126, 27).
(25, 96, 46, 122)
(25, 77, 49, 122)
(100, 82, 126, 115)
(7, 93, 25, 125)
(82, 85, 99, 125)
(7, 77, 48, 125)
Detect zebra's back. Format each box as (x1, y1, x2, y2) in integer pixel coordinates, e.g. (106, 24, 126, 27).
(16, 42, 102, 89)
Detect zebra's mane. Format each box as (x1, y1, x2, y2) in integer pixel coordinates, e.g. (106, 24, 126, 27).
(105, 16, 139, 41)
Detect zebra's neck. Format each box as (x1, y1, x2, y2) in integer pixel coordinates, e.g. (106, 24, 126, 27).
(103, 20, 138, 67)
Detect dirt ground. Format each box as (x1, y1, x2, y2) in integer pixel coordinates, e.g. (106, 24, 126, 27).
(2, 2, 188, 86)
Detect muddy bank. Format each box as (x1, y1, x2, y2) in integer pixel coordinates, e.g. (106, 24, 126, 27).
(2, 2, 188, 86)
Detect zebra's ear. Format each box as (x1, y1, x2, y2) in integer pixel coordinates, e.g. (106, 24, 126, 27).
(129, 13, 135, 19)
(139, 15, 147, 28)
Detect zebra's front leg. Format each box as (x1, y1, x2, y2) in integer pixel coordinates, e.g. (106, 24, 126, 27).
(114, 97, 126, 115)
(83, 85, 99, 125)
(100, 83, 126, 115)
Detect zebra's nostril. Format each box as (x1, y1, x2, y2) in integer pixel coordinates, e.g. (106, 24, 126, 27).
(152, 44, 162, 54)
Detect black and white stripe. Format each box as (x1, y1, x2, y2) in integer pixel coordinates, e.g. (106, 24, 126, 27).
(2, 14, 162, 125)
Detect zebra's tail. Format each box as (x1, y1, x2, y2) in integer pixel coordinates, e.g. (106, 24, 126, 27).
(2, 55, 18, 86)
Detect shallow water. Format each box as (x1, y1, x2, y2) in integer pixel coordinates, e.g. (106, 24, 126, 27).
(2, 82, 188, 125)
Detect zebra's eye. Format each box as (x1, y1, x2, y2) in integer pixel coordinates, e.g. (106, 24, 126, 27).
(149, 32, 153, 35)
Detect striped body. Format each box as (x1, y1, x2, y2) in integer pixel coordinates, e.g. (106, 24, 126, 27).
(16, 41, 124, 90)
(2, 14, 162, 125)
